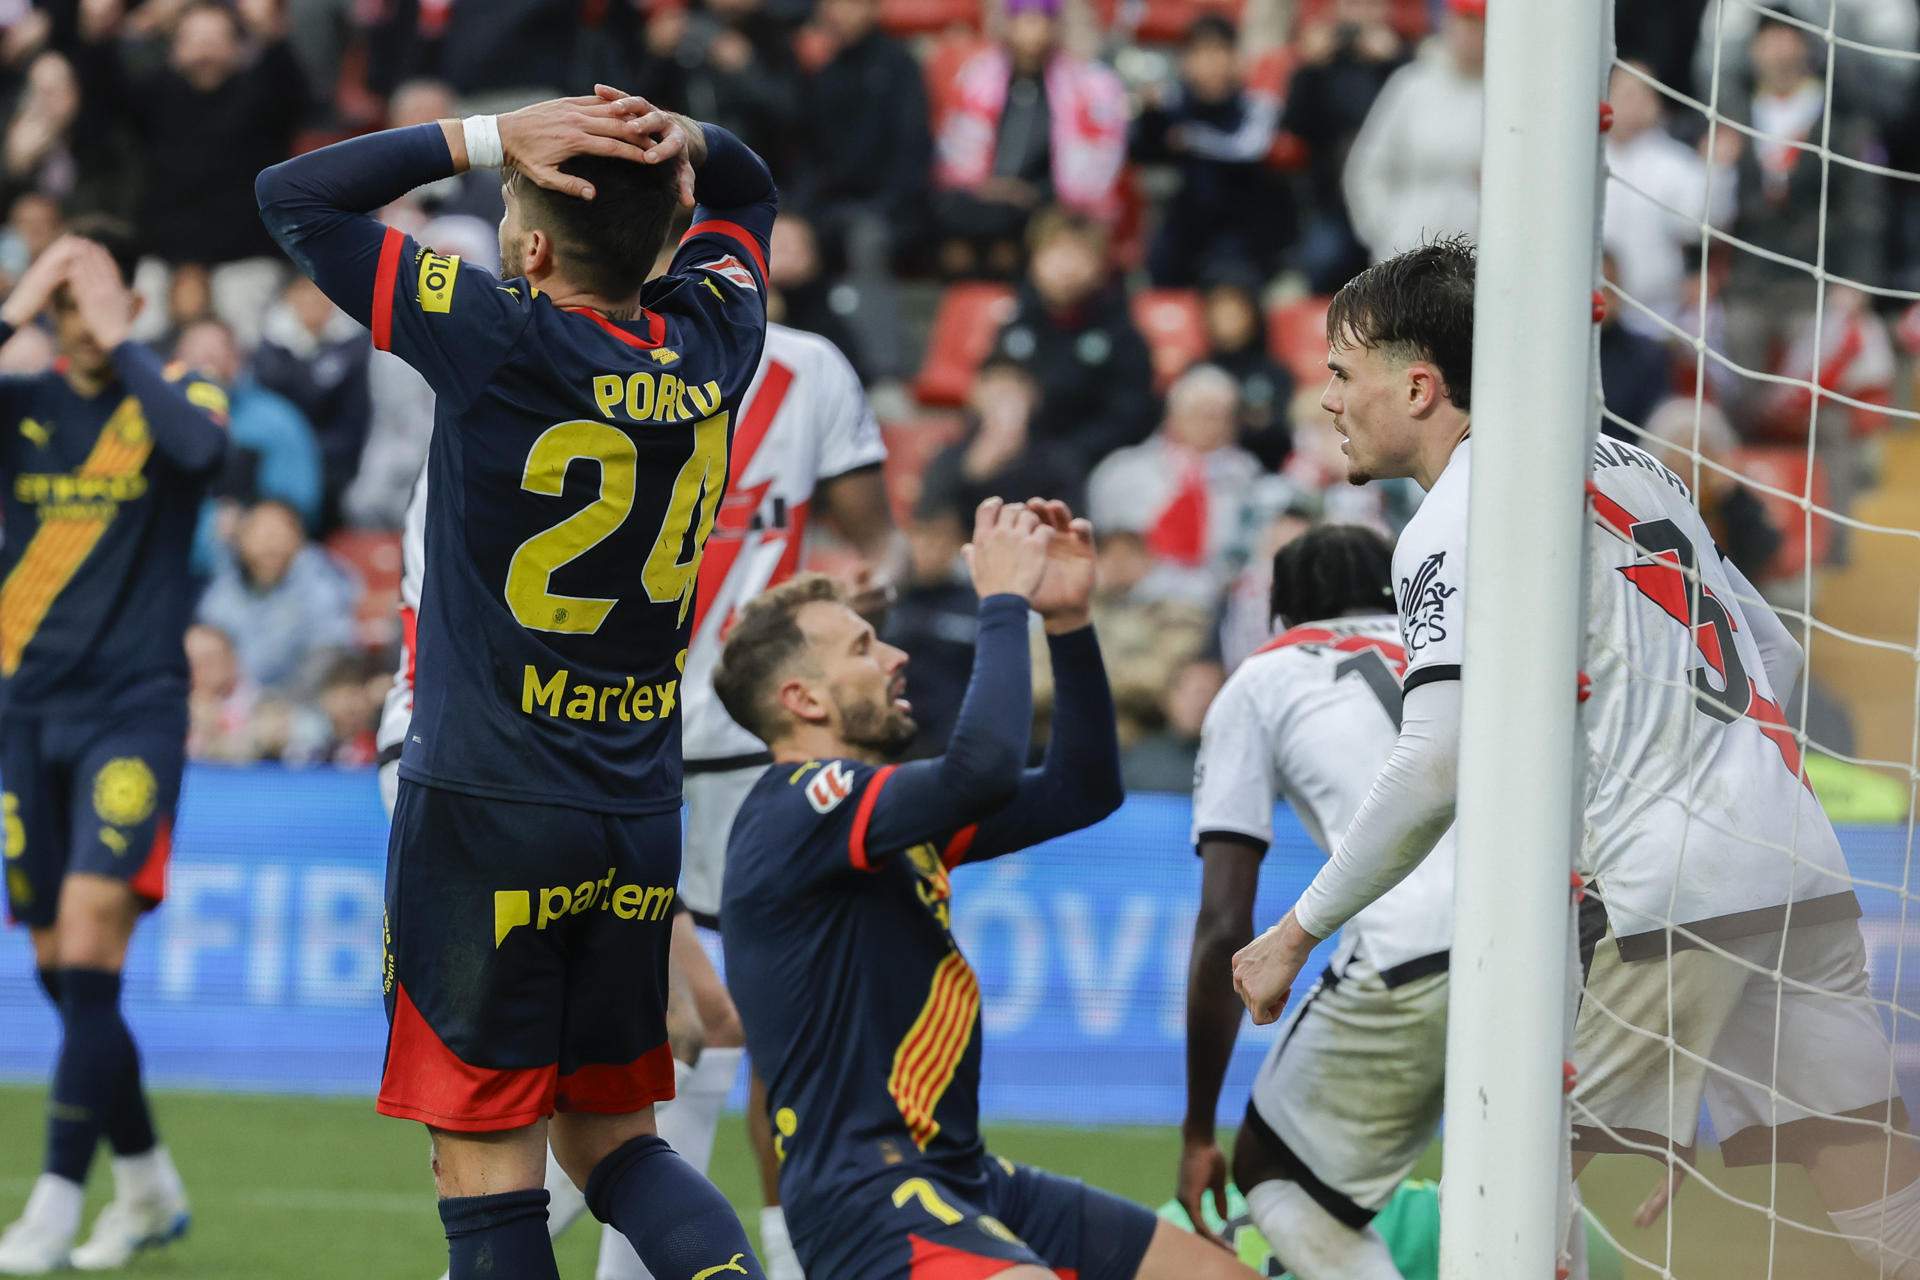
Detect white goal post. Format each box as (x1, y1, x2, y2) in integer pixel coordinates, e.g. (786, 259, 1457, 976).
(1442, 1, 1609, 1276)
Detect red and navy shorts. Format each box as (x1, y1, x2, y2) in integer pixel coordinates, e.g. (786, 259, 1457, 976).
(792, 1154, 1159, 1280)
(2, 707, 184, 929)
(378, 779, 681, 1132)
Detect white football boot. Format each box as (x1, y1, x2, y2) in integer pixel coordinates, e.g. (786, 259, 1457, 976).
(68, 1150, 190, 1270)
(0, 1175, 81, 1275)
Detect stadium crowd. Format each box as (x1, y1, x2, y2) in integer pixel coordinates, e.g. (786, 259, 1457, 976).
(0, 0, 1913, 774)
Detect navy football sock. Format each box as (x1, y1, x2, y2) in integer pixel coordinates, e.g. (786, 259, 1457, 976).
(45, 966, 157, 1157)
(439, 1188, 561, 1280)
(46, 968, 137, 1183)
(585, 1134, 766, 1279)
(35, 967, 60, 1005)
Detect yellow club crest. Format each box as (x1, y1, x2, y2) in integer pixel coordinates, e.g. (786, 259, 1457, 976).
(92, 757, 157, 828)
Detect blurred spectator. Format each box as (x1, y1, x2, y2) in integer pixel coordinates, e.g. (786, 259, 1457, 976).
(790, 0, 930, 379)
(364, 0, 574, 107)
(1758, 283, 1895, 520)
(175, 317, 323, 530)
(767, 214, 867, 380)
(1130, 15, 1289, 288)
(1641, 397, 1782, 586)
(1200, 272, 1293, 468)
(82, 0, 308, 346)
(1598, 255, 1675, 440)
(1721, 16, 1881, 410)
(0, 191, 61, 294)
(634, 0, 800, 175)
(197, 499, 358, 696)
(1616, 0, 1709, 105)
(3, 51, 80, 207)
(1602, 62, 1735, 337)
(1120, 657, 1222, 791)
(989, 209, 1155, 465)
(377, 79, 504, 232)
(314, 652, 382, 765)
(1089, 529, 1212, 744)
(1342, 0, 1483, 263)
(932, 0, 1128, 277)
(879, 503, 980, 759)
(1694, 0, 1918, 130)
(252, 276, 372, 534)
(919, 355, 1086, 516)
(342, 347, 435, 530)
(1215, 475, 1318, 670)
(185, 621, 260, 762)
(1281, 0, 1408, 291)
(1086, 364, 1262, 608)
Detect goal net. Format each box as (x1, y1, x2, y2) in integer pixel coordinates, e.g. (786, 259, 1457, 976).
(1484, 1, 1920, 1276)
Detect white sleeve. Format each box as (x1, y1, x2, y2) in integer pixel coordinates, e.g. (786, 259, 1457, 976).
(811, 338, 887, 481)
(1721, 551, 1803, 698)
(1189, 674, 1281, 848)
(1394, 503, 1467, 691)
(1292, 678, 1461, 939)
(1341, 68, 1410, 258)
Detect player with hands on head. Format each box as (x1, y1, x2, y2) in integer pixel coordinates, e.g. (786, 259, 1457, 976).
(259, 81, 777, 1280)
(714, 496, 1264, 1280)
(0, 221, 229, 1275)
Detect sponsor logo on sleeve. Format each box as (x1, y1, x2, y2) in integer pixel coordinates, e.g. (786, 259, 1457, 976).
(805, 760, 855, 814)
(696, 255, 758, 292)
(417, 251, 460, 313)
(1397, 550, 1457, 656)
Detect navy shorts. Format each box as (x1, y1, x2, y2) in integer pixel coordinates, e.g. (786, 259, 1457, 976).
(2, 707, 185, 929)
(378, 779, 682, 1132)
(794, 1154, 1159, 1280)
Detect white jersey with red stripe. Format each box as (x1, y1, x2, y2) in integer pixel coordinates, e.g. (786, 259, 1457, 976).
(376, 463, 429, 759)
(1395, 438, 1854, 957)
(680, 322, 885, 764)
(1192, 615, 1455, 975)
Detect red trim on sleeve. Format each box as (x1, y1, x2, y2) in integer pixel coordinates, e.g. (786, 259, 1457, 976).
(399, 604, 419, 698)
(681, 219, 769, 281)
(565, 305, 666, 349)
(848, 764, 897, 872)
(371, 227, 405, 352)
(941, 825, 978, 870)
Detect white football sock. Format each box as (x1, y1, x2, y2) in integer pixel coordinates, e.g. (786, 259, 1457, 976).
(110, 1146, 180, 1204)
(21, 1174, 82, 1240)
(1831, 1172, 1920, 1280)
(1244, 1179, 1401, 1280)
(760, 1205, 806, 1280)
(659, 1046, 742, 1176)
(545, 1144, 590, 1241)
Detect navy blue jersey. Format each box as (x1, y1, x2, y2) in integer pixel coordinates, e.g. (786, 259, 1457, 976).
(722, 602, 1124, 1208)
(259, 122, 776, 813)
(0, 343, 227, 716)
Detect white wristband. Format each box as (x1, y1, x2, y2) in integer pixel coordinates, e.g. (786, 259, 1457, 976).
(461, 115, 503, 169)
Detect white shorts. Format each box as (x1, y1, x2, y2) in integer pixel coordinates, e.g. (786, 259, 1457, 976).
(678, 763, 766, 920)
(379, 758, 400, 818)
(1247, 954, 1449, 1214)
(1572, 918, 1899, 1164)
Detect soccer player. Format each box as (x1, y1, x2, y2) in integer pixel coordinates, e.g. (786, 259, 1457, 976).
(257, 88, 777, 1280)
(1181, 524, 1453, 1280)
(1230, 237, 1920, 1275)
(713, 497, 1263, 1280)
(0, 225, 227, 1274)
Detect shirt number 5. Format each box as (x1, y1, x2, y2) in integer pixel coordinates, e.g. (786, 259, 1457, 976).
(504, 414, 728, 633)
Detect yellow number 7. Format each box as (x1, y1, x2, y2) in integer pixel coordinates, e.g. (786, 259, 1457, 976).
(891, 1178, 963, 1226)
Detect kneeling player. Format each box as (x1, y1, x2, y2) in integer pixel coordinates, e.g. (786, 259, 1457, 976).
(714, 497, 1262, 1280)
(1181, 525, 1454, 1280)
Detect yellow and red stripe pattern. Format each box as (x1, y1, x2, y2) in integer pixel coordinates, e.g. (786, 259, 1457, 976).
(887, 950, 982, 1149)
(0, 398, 151, 675)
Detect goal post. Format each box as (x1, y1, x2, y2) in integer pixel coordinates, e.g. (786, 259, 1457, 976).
(1441, 0, 1609, 1275)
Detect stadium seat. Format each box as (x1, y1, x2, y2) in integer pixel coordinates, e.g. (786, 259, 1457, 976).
(1269, 295, 1333, 388)
(327, 529, 405, 648)
(1113, 0, 1244, 45)
(1132, 289, 1208, 392)
(924, 33, 990, 126)
(882, 0, 982, 35)
(881, 415, 967, 523)
(913, 283, 1017, 407)
(1729, 445, 1836, 582)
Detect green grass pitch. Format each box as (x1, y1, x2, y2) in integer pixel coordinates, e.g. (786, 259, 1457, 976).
(0, 1085, 1878, 1277)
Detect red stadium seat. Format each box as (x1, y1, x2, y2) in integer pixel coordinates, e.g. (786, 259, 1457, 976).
(914, 283, 1017, 408)
(925, 33, 989, 133)
(327, 529, 405, 648)
(1729, 445, 1836, 582)
(1269, 295, 1333, 388)
(1132, 289, 1208, 393)
(881, 415, 968, 523)
(1115, 0, 1244, 44)
(882, 0, 982, 35)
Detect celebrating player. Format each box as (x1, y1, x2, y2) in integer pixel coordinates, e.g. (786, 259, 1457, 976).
(1181, 525, 1453, 1280)
(258, 87, 776, 1280)
(1229, 237, 1920, 1275)
(0, 225, 227, 1274)
(712, 497, 1262, 1280)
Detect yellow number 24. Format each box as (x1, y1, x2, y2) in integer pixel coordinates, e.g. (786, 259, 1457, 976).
(504, 415, 728, 634)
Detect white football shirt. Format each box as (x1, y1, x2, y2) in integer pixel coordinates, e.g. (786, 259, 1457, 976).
(1392, 438, 1854, 955)
(1192, 615, 1455, 975)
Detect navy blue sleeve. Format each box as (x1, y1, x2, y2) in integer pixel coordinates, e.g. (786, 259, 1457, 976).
(110, 343, 229, 475)
(255, 125, 530, 404)
(653, 126, 777, 356)
(941, 624, 1123, 866)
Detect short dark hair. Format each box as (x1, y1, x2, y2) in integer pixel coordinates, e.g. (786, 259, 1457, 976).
(503, 156, 679, 300)
(1325, 234, 1476, 412)
(66, 214, 140, 285)
(1269, 523, 1395, 628)
(1185, 13, 1237, 48)
(712, 573, 847, 744)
